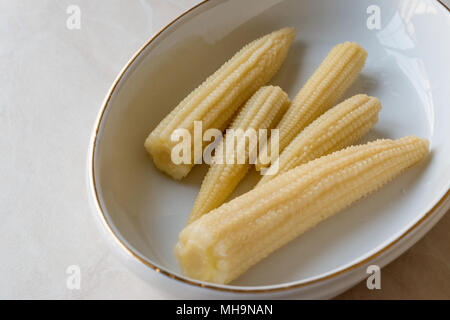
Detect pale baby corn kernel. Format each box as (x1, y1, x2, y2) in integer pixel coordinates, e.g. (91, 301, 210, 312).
(258, 94, 381, 185)
(145, 27, 296, 180)
(256, 41, 368, 170)
(188, 86, 290, 224)
(175, 136, 429, 284)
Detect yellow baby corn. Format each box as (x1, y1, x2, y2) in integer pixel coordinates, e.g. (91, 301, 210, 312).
(188, 86, 290, 224)
(258, 94, 381, 185)
(145, 27, 296, 180)
(256, 42, 368, 171)
(175, 136, 429, 284)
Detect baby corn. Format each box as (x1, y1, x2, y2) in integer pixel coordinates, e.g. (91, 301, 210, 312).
(256, 42, 367, 170)
(175, 136, 429, 284)
(145, 28, 296, 180)
(188, 86, 290, 224)
(258, 94, 381, 185)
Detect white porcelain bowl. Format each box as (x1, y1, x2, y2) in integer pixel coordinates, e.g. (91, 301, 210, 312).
(89, 0, 450, 299)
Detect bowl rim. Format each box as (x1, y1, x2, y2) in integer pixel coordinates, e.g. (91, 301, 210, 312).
(88, 0, 450, 293)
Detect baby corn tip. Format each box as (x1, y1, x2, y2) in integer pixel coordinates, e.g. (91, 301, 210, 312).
(174, 237, 215, 282)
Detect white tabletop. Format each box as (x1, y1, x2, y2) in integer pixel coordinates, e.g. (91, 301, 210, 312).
(1, 0, 449, 299)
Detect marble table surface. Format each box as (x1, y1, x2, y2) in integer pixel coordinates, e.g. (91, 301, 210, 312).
(1, 0, 449, 299)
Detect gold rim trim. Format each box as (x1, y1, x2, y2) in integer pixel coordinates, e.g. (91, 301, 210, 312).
(89, 0, 450, 294)
(438, 0, 450, 12)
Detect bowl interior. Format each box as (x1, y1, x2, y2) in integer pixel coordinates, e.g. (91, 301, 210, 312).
(93, 0, 450, 288)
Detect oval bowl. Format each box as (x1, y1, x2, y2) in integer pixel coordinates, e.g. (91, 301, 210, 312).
(89, 0, 450, 298)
